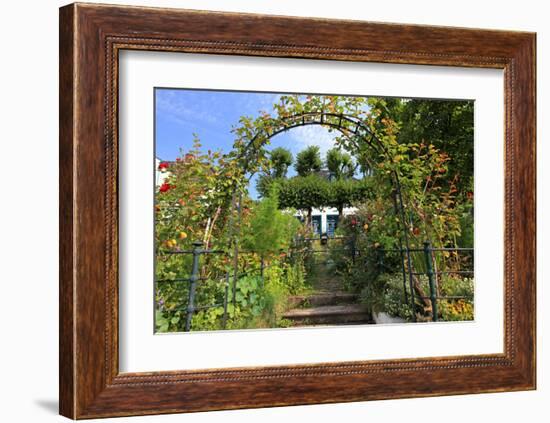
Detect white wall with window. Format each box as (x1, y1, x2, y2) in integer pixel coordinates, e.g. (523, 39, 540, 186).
(295, 206, 357, 236)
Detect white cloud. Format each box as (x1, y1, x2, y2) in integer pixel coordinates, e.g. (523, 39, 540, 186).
(241, 93, 281, 115)
(288, 125, 338, 156)
(256, 93, 282, 112)
(156, 90, 218, 126)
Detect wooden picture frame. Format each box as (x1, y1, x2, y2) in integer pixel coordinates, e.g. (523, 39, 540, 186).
(59, 2, 536, 419)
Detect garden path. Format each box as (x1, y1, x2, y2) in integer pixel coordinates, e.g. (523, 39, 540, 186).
(283, 250, 373, 326)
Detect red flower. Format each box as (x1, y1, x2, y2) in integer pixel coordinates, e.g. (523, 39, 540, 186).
(158, 162, 169, 171)
(350, 218, 357, 227)
(159, 183, 172, 193)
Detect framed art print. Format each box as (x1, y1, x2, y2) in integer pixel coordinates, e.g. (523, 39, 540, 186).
(59, 3, 536, 419)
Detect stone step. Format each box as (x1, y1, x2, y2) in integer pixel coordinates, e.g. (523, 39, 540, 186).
(288, 292, 358, 308)
(283, 304, 372, 326)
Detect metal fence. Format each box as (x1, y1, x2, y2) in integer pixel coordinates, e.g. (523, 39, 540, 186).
(156, 242, 271, 332)
(351, 241, 474, 322)
(156, 238, 473, 331)
(288, 236, 473, 322)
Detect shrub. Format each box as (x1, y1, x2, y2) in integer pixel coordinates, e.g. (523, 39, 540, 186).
(359, 273, 414, 321)
(440, 276, 474, 300)
(243, 188, 301, 257)
(438, 276, 474, 321)
(439, 299, 474, 321)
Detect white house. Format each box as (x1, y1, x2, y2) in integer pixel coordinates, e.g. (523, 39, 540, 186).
(295, 206, 357, 237)
(155, 157, 169, 186)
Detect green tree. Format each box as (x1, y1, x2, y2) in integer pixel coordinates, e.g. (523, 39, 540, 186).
(326, 147, 355, 180)
(277, 175, 330, 226)
(270, 147, 293, 178)
(275, 175, 371, 222)
(367, 97, 474, 194)
(295, 146, 322, 176)
(327, 178, 373, 218)
(256, 174, 274, 199)
(256, 147, 293, 199)
(243, 187, 300, 256)
(400, 99, 473, 194)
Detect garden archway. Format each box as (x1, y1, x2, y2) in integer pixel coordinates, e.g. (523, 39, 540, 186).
(229, 110, 418, 319)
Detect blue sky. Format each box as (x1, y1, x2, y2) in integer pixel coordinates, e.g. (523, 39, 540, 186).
(155, 88, 341, 198)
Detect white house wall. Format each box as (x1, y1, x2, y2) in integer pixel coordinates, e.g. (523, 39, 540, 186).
(294, 207, 357, 234)
(155, 157, 169, 186)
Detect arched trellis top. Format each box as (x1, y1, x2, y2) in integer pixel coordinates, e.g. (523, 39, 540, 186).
(237, 112, 389, 172)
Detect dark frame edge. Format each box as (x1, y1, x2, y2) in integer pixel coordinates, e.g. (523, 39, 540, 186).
(59, 3, 76, 420)
(514, 32, 537, 392)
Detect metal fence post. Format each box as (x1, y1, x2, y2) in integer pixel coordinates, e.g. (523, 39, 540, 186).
(232, 193, 242, 307)
(351, 232, 356, 264)
(260, 255, 265, 288)
(222, 269, 230, 330)
(423, 241, 438, 322)
(185, 241, 203, 332)
(398, 248, 409, 304)
(376, 246, 384, 274)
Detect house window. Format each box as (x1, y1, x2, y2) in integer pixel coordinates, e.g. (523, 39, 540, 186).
(327, 215, 339, 237)
(312, 215, 322, 236)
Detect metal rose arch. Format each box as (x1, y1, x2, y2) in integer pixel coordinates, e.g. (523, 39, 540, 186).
(232, 110, 419, 321)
